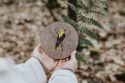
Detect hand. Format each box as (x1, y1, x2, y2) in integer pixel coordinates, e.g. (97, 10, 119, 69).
(55, 50, 78, 72)
(55, 58, 69, 69)
(32, 44, 58, 73)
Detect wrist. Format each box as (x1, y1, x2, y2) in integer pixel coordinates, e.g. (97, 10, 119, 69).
(32, 56, 49, 75)
(60, 68, 74, 73)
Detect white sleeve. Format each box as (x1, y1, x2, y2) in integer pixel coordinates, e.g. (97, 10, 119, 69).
(48, 69, 78, 83)
(15, 57, 47, 83)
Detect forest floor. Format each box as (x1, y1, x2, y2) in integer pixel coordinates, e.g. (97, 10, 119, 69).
(0, 0, 125, 83)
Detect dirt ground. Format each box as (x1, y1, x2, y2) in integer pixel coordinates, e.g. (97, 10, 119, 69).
(0, 0, 125, 83)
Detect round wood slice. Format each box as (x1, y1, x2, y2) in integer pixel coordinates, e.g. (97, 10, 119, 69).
(40, 21, 78, 59)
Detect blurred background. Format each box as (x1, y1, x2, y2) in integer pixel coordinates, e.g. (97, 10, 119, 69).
(0, 0, 125, 83)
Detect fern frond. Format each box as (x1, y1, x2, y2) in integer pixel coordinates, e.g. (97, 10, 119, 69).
(78, 0, 108, 16)
(69, 3, 104, 29)
(61, 15, 79, 30)
(86, 10, 106, 16)
(62, 15, 98, 40)
(81, 38, 94, 48)
(80, 27, 98, 40)
(78, 14, 104, 29)
(78, 0, 88, 10)
(91, 0, 107, 7)
(76, 54, 87, 63)
(76, 45, 84, 51)
(68, 3, 79, 13)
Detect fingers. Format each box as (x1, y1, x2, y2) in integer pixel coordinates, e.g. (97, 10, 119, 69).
(34, 44, 41, 51)
(53, 59, 58, 64)
(32, 43, 46, 58)
(57, 60, 64, 67)
(37, 44, 45, 56)
(66, 58, 69, 61)
(62, 58, 68, 63)
(33, 44, 41, 54)
(59, 60, 63, 64)
(71, 50, 77, 61)
(62, 57, 69, 62)
(41, 52, 46, 56)
(34, 43, 45, 54)
(56, 58, 68, 69)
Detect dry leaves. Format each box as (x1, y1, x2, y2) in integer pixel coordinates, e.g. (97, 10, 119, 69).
(0, 0, 125, 83)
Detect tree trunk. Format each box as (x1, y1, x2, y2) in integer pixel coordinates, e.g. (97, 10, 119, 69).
(68, 0, 77, 22)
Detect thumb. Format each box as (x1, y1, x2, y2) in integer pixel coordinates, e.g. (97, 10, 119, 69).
(71, 50, 77, 61)
(34, 44, 41, 52)
(32, 44, 42, 56)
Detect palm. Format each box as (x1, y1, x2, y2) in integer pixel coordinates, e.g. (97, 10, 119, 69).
(41, 54, 58, 72)
(32, 44, 58, 73)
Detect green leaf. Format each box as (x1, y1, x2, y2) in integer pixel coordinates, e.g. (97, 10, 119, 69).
(90, 49, 100, 59)
(78, 0, 88, 10)
(47, 0, 61, 9)
(80, 27, 98, 40)
(76, 45, 84, 52)
(76, 38, 85, 51)
(61, 15, 76, 26)
(115, 72, 125, 82)
(61, 15, 79, 30)
(84, 27, 98, 40)
(77, 0, 108, 16)
(68, 3, 78, 13)
(79, 38, 85, 46)
(76, 54, 85, 62)
(82, 38, 94, 48)
(119, 11, 125, 16)
(86, 10, 106, 16)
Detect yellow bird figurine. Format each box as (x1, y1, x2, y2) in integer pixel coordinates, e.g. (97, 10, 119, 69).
(54, 29, 65, 50)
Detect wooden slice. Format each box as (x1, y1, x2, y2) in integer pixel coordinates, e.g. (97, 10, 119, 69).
(40, 21, 78, 59)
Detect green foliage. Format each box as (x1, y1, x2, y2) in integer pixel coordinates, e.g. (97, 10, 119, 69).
(47, 0, 61, 9)
(78, 0, 108, 15)
(76, 38, 85, 51)
(76, 45, 84, 52)
(119, 11, 125, 16)
(115, 72, 125, 82)
(78, 14, 104, 29)
(90, 49, 99, 56)
(61, 0, 108, 62)
(78, 38, 94, 48)
(82, 39, 94, 48)
(61, 15, 78, 29)
(76, 54, 87, 63)
(90, 49, 100, 60)
(81, 27, 98, 40)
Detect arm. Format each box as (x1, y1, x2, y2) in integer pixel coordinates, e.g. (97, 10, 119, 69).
(48, 69, 78, 83)
(15, 44, 58, 83)
(49, 51, 78, 83)
(15, 57, 47, 83)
